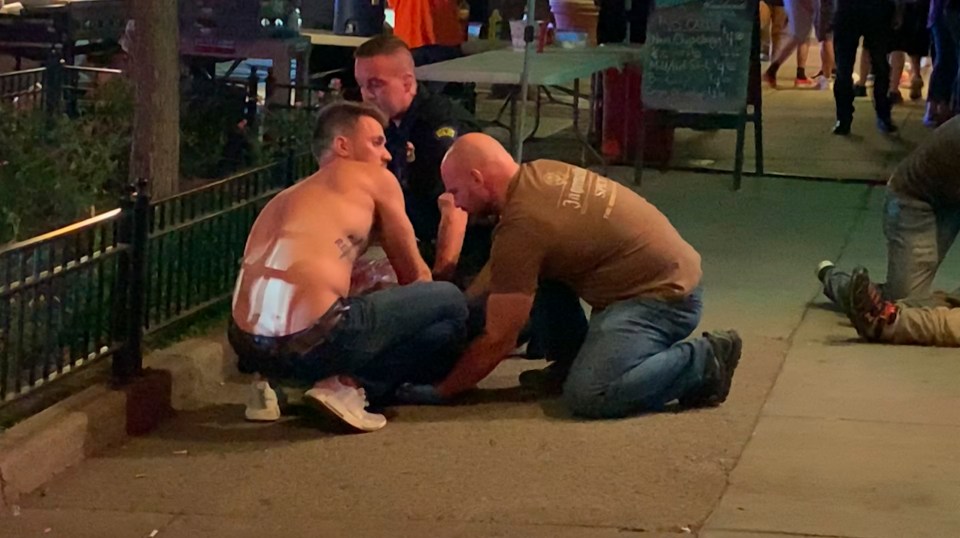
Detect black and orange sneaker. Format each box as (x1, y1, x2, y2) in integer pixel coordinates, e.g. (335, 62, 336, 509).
(847, 267, 899, 341)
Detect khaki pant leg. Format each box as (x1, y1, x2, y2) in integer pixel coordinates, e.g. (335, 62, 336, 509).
(885, 305, 960, 347)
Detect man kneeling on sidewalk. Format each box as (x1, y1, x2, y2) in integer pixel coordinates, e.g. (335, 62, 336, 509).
(816, 116, 960, 313)
(396, 134, 743, 418)
(228, 101, 468, 432)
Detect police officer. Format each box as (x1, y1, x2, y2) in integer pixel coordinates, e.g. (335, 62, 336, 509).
(354, 35, 489, 286)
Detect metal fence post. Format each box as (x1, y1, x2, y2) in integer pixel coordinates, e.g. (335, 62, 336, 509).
(245, 66, 259, 129)
(285, 143, 297, 186)
(265, 67, 275, 105)
(42, 48, 63, 116)
(113, 178, 150, 382)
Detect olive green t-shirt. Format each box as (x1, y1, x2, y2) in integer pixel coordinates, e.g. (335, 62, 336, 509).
(489, 160, 702, 308)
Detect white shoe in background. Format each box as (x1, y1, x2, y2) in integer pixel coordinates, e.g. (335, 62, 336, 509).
(304, 376, 387, 433)
(816, 75, 831, 91)
(245, 380, 282, 422)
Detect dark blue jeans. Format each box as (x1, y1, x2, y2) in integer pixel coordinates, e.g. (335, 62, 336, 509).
(930, 14, 958, 104)
(410, 45, 463, 66)
(562, 288, 712, 419)
(315, 282, 468, 402)
(833, 3, 894, 124)
(947, 11, 960, 113)
(466, 280, 589, 362)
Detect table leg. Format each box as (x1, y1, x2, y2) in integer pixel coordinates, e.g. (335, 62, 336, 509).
(566, 76, 608, 172)
(588, 73, 597, 147)
(573, 78, 583, 166)
(297, 46, 311, 106)
(510, 86, 519, 157)
(526, 86, 543, 140)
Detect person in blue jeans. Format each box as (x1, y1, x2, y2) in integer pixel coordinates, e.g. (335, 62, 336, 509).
(396, 134, 743, 418)
(831, 0, 898, 135)
(924, 0, 956, 126)
(228, 101, 468, 433)
(817, 115, 960, 313)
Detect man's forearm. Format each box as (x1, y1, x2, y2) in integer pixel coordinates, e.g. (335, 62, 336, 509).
(436, 333, 515, 397)
(464, 262, 491, 300)
(393, 253, 433, 284)
(413, 258, 434, 283)
(434, 198, 467, 281)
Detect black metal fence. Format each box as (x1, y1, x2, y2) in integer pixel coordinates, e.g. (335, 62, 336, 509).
(0, 151, 316, 404)
(0, 67, 45, 110)
(0, 53, 123, 115)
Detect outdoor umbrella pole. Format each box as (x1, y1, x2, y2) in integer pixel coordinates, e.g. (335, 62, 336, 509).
(514, 0, 538, 162)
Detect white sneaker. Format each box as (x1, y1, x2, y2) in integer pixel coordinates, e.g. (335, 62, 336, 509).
(816, 75, 831, 91)
(245, 380, 281, 422)
(304, 376, 387, 433)
(816, 260, 835, 283)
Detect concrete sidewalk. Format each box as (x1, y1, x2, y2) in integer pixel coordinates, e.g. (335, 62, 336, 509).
(2, 170, 958, 538)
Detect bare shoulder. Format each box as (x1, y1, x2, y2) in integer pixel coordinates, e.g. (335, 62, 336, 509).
(324, 160, 397, 192)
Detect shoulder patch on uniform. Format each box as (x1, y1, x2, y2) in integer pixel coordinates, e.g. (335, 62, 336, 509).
(435, 126, 457, 139)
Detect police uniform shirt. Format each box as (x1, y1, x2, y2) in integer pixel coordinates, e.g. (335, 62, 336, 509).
(386, 84, 481, 244)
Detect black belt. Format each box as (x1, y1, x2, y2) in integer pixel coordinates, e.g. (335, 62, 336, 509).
(283, 298, 350, 357)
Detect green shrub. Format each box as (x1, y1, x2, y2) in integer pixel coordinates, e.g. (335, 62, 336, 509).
(0, 77, 318, 245)
(0, 79, 132, 243)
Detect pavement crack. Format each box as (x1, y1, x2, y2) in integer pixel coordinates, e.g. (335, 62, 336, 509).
(0, 465, 10, 507)
(759, 412, 960, 429)
(714, 527, 868, 538)
(701, 183, 880, 529)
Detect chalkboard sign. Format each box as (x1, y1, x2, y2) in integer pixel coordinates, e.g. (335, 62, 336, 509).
(642, 0, 755, 113)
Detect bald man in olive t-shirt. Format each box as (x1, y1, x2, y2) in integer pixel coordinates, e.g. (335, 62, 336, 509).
(395, 134, 744, 419)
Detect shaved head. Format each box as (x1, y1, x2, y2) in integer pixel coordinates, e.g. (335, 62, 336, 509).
(440, 133, 519, 216)
(354, 35, 418, 121)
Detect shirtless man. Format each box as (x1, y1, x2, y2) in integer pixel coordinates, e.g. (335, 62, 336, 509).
(397, 134, 743, 418)
(228, 101, 468, 432)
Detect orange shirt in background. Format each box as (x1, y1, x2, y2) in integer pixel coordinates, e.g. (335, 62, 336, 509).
(390, 0, 464, 49)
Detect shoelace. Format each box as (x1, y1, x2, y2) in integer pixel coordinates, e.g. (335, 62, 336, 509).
(350, 387, 370, 410)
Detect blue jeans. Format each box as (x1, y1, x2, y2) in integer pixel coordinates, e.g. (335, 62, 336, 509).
(317, 282, 468, 402)
(833, 3, 894, 124)
(821, 267, 855, 314)
(410, 45, 462, 67)
(561, 288, 712, 419)
(467, 280, 589, 363)
(929, 15, 958, 104)
(821, 191, 960, 311)
(883, 191, 960, 300)
(528, 281, 590, 365)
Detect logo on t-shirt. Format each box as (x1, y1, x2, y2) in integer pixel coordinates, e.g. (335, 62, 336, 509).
(560, 169, 589, 212)
(543, 171, 567, 186)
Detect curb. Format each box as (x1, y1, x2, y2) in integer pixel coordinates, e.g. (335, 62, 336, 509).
(0, 369, 172, 515)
